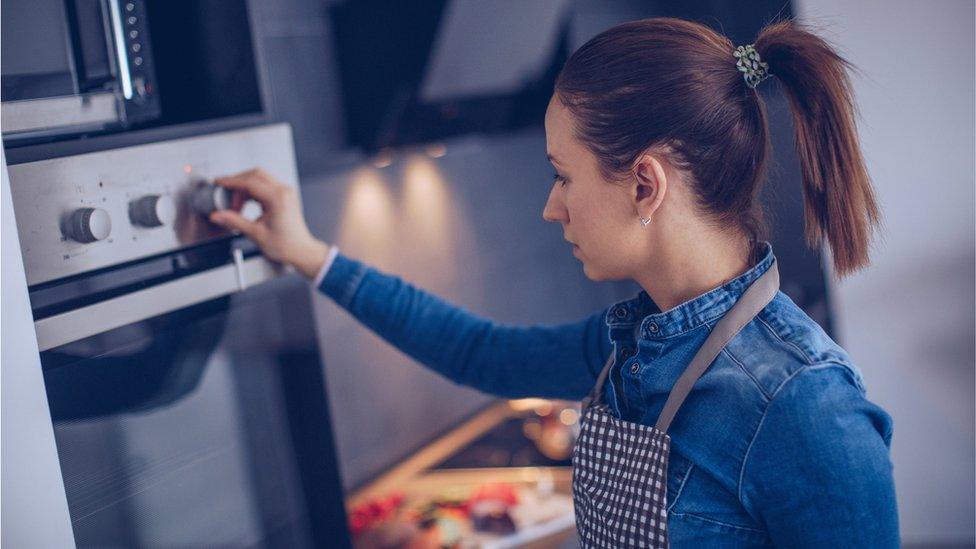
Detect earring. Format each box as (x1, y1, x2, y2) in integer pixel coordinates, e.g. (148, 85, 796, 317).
(640, 216, 651, 227)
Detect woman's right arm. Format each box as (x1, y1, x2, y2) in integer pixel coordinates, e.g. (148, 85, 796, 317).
(208, 168, 612, 401)
(316, 251, 612, 400)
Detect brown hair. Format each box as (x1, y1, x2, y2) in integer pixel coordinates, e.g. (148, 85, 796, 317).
(554, 17, 880, 276)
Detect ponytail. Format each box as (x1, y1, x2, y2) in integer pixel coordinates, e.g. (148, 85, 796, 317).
(555, 17, 880, 276)
(755, 20, 881, 276)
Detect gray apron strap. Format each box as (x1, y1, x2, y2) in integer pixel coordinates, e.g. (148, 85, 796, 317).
(581, 261, 780, 433)
(654, 260, 779, 432)
(581, 352, 616, 409)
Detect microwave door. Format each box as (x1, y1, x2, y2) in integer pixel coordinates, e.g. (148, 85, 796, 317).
(0, 0, 79, 101)
(0, 0, 126, 137)
(67, 0, 118, 93)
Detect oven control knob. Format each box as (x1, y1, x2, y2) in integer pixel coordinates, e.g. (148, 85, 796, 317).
(190, 181, 232, 216)
(66, 207, 112, 243)
(129, 194, 176, 227)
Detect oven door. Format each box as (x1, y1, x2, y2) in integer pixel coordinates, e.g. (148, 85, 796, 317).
(34, 256, 350, 548)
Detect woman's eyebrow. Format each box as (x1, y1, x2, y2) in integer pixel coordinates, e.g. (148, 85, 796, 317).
(546, 153, 561, 165)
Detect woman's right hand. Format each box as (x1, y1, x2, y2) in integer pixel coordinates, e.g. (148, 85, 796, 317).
(209, 168, 332, 280)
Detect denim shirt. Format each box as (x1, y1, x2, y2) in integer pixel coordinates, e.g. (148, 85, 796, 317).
(316, 242, 900, 547)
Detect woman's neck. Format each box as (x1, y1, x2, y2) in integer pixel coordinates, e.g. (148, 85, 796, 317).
(634, 234, 754, 313)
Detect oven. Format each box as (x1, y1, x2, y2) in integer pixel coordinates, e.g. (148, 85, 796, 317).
(5, 124, 352, 548)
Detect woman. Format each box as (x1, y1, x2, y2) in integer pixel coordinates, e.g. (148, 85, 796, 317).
(210, 17, 899, 548)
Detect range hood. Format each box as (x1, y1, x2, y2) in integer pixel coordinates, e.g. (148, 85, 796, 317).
(330, 0, 572, 152)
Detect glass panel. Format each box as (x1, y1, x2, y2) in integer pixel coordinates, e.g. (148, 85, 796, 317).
(70, 0, 114, 90)
(40, 275, 349, 548)
(1, 0, 78, 101)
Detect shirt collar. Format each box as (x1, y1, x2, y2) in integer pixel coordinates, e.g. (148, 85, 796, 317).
(605, 241, 776, 340)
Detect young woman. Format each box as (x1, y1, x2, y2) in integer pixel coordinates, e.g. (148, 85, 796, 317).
(210, 17, 899, 548)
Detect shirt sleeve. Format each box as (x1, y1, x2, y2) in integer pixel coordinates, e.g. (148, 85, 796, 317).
(739, 364, 900, 548)
(315, 252, 613, 400)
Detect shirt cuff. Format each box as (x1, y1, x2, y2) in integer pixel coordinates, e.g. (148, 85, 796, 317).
(312, 245, 340, 288)
(316, 251, 369, 308)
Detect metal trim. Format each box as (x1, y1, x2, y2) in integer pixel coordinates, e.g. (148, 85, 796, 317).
(34, 255, 285, 352)
(0, 93, 119, 134)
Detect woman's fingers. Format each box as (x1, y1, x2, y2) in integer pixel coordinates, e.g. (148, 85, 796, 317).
(210, 168, 285, 238)
(210, 209, 262, 240)
(209, 166, 319, 268)
(229, 188, 248, 212)
(213, 168, 280, 205)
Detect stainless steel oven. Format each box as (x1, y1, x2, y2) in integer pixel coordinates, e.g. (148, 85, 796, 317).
(6, 124, 352, 548)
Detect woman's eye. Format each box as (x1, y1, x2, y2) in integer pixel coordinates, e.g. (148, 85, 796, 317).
(552, 173, 567, 186)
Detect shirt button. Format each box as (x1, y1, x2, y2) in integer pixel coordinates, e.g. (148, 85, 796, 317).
(648, 322, 659, 334)
(630, 362, 640, 374)
(614, 307, 627, 319)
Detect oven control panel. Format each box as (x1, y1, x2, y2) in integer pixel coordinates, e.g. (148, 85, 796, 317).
(7, 124, 298, 286)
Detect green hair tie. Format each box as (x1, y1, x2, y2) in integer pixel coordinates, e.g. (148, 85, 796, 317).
(734, 44, 771, 89)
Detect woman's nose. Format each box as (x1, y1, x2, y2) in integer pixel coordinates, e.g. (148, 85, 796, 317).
(542, 186, 566, 223)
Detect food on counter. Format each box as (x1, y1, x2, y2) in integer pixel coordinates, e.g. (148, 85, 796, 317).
(469, 500, 516, 535)
(352, 492, 472, 549)
(467, 482, 519, 508)
(351, 479, 572, 548)
(466, 483, 518, 535)
(349, 491, 407, 537)
(417, 507, 468, 547)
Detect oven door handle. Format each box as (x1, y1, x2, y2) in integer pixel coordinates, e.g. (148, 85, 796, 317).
(106, 0, 134, 100)
(34, 255, 286, 352)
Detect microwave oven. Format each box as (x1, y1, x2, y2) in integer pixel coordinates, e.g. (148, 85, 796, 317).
(1, 0, 161, 142)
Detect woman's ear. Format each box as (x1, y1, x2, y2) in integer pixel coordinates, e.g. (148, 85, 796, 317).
(634, 153, 668, 220)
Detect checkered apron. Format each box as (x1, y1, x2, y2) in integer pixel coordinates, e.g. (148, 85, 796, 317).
(572, 261, 779, 548)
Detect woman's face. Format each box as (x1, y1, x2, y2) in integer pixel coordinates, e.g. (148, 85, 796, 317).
(543, 95, 646, 281)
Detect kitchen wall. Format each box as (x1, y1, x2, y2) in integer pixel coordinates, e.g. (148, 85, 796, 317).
(249, 0, 354, 175)
(792, 0, 975, 545)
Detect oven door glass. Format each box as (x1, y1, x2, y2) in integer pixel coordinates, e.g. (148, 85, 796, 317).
(39, 274, 349, 548)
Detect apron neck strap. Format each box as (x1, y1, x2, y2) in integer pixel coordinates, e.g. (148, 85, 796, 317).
(654, 260, 779, 432)
(582, 352, 616, 409)
(581, 260, 780, 432)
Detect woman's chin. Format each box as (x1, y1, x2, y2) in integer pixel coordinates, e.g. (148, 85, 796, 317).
(580, 261, 600, 281)
(574, 247, 602, 280)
